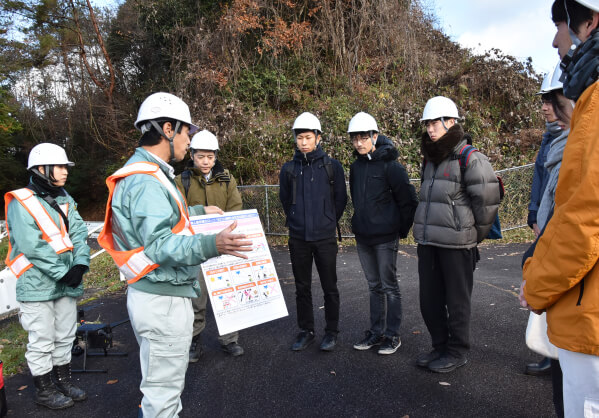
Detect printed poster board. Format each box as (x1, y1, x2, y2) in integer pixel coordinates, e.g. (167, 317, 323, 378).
(190, 209, 288, 335)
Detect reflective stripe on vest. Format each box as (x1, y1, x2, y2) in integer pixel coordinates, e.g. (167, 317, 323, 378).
(3, 188, 73, 277)
(97, 162, 195, 284)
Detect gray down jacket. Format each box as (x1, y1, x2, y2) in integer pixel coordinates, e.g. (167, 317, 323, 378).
(412, 125, 500, 249)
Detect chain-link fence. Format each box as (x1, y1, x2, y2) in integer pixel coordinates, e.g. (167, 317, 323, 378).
(240, 163, 534, 237)
(0, 163, 534, 239)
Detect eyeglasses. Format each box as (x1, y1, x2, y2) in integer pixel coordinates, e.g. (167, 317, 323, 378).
(350, 133, 371, 143)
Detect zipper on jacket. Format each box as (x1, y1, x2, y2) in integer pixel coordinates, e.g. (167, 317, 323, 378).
(451, 200, 461, 231)
(423, 165, 437, 243)
(361, 162, 369, 212)
(576, 278, 585, 306)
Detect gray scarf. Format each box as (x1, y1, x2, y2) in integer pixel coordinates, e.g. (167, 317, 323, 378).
(563, 29, 599, 101)
(537, 128, 569, 230)
(546, 121, 563, 139)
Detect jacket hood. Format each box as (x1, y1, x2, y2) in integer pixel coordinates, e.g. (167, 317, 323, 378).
(421, 124, 469, 165)
(293, 144, 327, 164)
(355, 135, 399, 162)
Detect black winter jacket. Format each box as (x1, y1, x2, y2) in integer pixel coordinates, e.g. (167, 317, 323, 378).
(279, 145, 348, 241)
(349, 135, 418, 246)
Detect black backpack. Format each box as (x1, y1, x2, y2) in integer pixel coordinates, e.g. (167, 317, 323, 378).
(180, 169, 192, 199)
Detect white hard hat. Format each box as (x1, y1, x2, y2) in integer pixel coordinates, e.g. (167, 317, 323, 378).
(575, 0, 599, 12)
(347, 112, 378, 133)
(292, 112, 321, 132)
(538, 61, 564, 95)
(134, 92, 199, 134)
(27, 143, 74, 170)
(421, 96, 460, 121)
(190, 130, 219, 151)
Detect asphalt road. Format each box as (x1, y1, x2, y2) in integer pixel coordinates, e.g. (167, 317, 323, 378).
(3, 243, 555, 417)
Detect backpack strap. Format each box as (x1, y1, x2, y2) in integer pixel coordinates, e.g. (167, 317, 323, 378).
(323, 155, 342, 242)
(181, 169, 192, 199)
(456, 144, 477, 187)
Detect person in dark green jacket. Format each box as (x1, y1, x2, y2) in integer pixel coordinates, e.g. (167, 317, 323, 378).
(5, 143, 89, 410)
(175, 130, 245, 361)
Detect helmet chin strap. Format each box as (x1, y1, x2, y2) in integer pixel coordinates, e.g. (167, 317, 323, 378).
(560, 0, 584, 77)
(440, 117, 450, 132)
(367, 131, 376, 160)
(31, 166, 58, 189)
(150, 120, 181, 163)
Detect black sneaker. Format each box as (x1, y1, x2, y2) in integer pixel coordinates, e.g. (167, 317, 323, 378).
(221, 342, 244, 357)
(291, 330, 315, 351)
(189, 335, 202, 363)
(378, 336, 401, 355)
(416, 349, 443, 368)
(428, 354, 468, 373)
(319, 333, 337, 352)
(353, 331, 384, 351)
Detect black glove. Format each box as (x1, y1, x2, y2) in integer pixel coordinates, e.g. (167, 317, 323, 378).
(59, 264, 87, 288)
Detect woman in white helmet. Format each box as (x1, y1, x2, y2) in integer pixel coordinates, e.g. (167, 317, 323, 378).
(413, 96, 500, 373)
(521, 2, 599, 416)
(175, 130, 244, 361)
(4, 143, 90, 409)
(524, 61, 568, 380)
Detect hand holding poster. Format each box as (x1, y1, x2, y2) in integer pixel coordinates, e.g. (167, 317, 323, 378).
(190, 209, 288, 335)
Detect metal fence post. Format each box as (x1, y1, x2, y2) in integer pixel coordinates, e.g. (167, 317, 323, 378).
(265, 186, 270, 234)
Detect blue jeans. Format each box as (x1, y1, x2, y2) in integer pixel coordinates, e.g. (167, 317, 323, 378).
(357, 238, 402, 338)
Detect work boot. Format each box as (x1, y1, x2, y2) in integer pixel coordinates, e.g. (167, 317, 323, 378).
(189, 335, 202, 363)
(33, 372, 74, 410)
(52, 363, 87, 401)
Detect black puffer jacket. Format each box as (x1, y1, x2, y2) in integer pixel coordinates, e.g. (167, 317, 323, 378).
(350, 135, 418, 246)
(279, 145, 347, 241)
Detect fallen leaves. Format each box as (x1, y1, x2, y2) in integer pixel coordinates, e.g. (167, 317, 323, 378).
(439, 382, 451, 386)
(106, 379, 118, 385)
(17, 385, 27, 391)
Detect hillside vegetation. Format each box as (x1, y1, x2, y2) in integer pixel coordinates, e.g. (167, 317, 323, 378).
(0, 0, 543, 217)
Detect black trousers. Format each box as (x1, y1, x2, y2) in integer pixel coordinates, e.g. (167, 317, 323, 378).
(551, 359, 564, 418)
(288, 236, 340, 334)
(417, 244, 475, 357)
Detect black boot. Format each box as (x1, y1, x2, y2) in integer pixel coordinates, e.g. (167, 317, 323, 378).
(33, 372, 74, 410)
(525, 356, 552, 376)
(52, 363, 87, 401)
(189, 334, 202, 363)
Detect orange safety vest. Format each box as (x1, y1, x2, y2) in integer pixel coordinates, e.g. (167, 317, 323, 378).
(97, 162, 194, 284)
(4, 188, 73, 277)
